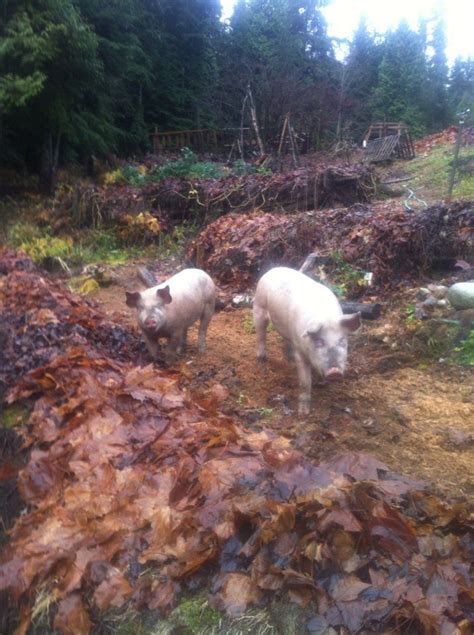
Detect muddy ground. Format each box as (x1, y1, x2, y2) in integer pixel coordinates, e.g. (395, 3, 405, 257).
(92, 262, 474, 507)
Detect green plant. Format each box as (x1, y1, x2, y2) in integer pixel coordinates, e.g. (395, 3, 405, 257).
(7, 221, 43, 246)
(329, 250, 367, 296)
(17, 232, 73, 264)
(121, 165, 147, 186)
(149, 147, 227, 182)
(405, 304, 417, 324)
(232, 159, 252, 175)
(172, 595, 221, 633)
(1, 404, 30, 429)
(454, 332, 474, 366)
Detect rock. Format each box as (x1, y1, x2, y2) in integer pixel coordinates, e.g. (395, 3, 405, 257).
(417, 287, 431, 300)
(447, 282, 474, 309)
(427, 284, 448, 299)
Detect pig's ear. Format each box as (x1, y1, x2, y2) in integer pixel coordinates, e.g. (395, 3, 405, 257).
(126, 291, 141, 308)
(157, 285, 172, 304)
(340, 312, 361, 332)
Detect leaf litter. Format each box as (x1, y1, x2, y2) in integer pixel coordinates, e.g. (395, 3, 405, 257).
(186, 201, 474, 293)
(0, 250, 473, 634)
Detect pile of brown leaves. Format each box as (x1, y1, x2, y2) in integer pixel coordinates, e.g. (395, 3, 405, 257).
(414, 125, 474, 154)
(0, 250, 142, 401)
(186, 201, 474, 293)
(0, 252, 473, 634)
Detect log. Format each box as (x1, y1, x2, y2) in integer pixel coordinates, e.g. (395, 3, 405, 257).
(341, 301, 381, 320)
(137, 266, 157, 288)
(299, 252, 332, 272)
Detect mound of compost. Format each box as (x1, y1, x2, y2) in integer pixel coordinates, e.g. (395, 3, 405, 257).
(186, 201, 474, 293)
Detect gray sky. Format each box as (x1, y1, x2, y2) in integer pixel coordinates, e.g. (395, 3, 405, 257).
(220, 0, 474, 64)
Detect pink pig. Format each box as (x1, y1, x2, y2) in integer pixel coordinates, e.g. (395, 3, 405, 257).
(253, 267, 360, 415)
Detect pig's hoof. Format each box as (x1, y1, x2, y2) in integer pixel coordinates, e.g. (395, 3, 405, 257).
(298, 401, 310, 417)
(198, 344, 206, 354)
(257, 353, 267, 363)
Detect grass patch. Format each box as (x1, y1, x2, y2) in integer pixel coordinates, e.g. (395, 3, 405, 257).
(5, 218, 196, 270)
(404, 144, 474, 200)
(171, 594, 221, 633)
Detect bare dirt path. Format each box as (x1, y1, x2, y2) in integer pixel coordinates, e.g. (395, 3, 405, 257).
(92, 271, 474, 506)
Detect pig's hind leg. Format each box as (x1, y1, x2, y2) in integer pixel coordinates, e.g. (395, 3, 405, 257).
(197, 301, 214, 353)
(253, 302, 269, 362)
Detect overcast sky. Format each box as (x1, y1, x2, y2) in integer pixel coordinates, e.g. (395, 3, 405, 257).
(220, 0, 474, 64)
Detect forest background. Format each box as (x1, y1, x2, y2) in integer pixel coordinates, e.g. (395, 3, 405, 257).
(1, 0, 473, 193)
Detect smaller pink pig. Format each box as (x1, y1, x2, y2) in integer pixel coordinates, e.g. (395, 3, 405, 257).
(253, 267, 360, 415)
(126, 268, 215, 360)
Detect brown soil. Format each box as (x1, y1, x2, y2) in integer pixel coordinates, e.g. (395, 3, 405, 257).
(92, 270, 474, 506)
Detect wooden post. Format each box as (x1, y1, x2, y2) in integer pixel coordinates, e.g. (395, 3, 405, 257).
(247, 84, 265, 156)
(447, 112, 467, 198)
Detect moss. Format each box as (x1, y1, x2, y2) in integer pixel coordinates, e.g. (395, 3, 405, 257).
(171, 594, 221, 633)
(1, 404, 30, 429)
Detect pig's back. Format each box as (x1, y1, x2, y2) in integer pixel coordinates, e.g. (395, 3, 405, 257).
(159, 268, 215, 326)
(256, 267, 342, 337)
(165, 268, 215, 301)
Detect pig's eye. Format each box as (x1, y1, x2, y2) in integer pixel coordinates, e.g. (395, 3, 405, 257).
(338, 338, 347, 347)
(313, 338, 325, 348)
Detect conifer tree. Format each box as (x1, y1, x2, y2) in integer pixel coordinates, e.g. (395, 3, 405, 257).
(370, 21, 427, 136)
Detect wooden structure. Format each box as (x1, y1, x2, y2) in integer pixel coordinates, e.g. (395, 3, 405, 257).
(362, 122, 415, 161)
(152, 127, 252, 154)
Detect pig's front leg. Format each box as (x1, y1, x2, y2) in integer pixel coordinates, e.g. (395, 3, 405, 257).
(165, 331, 183, 362)
(253, 303, 269, 362)
(143, 332, 161, 361)
(294, 351, 312, 416)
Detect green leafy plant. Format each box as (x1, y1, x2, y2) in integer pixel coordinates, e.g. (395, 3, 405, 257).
(405, 304, 417, 324)
(149, 147, 226, 181)
(454, 332, 474, 366)
(329, 250, 367, 296)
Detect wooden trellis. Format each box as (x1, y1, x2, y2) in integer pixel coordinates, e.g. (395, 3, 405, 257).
(363, 122, 415, 161)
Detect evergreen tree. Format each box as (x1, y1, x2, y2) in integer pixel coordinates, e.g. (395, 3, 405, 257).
(449, 57, 474, 114)
(0, 0, 108, 190)
(342, 17, 383, 141)
(424, 16, 450, 131)
(370, 22, 427, 136)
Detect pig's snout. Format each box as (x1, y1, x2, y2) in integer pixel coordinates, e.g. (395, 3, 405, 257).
(325, 367, 344, 382)
(145, 318, 158, 330)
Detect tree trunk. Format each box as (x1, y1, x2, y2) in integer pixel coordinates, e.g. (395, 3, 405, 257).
(39, 130, 60, 196)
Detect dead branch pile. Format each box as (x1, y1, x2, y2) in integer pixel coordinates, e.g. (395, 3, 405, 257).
(186, 201, 474, 293)
(57, 163, 376, 229)
(1, 252, 473, 634)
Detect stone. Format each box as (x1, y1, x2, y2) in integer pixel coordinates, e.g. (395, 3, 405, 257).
(427, 284, 448, 299)
(447, 282, 474, 309)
